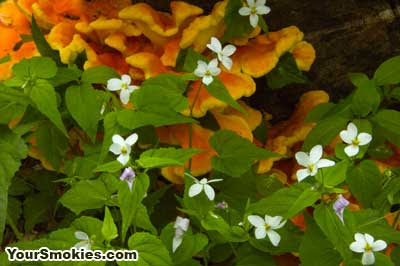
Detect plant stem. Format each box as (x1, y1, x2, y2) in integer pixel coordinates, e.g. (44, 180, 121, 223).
(7, 214, 23, 241)
(229, 242, 238, 257)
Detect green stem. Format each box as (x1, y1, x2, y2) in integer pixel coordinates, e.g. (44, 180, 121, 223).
(229, 242, 238, 257)
(7, 214, 23, 241)
(359, 212, 397, 228)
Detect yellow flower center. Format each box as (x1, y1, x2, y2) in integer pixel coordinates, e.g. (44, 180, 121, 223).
(205, 70, 211, 76)
(365, 243, 372, 252)
(264, 223, 270, 230)
(121, 83, 128, 90)
(121, 146, 128, 154)
(251, 7, 257, 14)
(308, 163, 315, 173)
(352, 138, 360, 146)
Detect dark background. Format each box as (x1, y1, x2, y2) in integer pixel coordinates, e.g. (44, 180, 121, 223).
(140, 0, 400, 121)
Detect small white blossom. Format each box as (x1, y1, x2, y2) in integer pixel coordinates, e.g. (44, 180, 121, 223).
(349, 233, 387, 265)
(73, 231, 92, 250)
(239, 0, 271, 28)
(194, 59, 221, 85)
(188, 177, 223, 201)
(107, 74, 139, 105)
(340, 122, 372, 157)
(109, 133, 138, 165)
(206, 37, 236, 70)
(248, 215, 286, 246)
(172, 216, 190, 253)
(295, 145, 335, 182)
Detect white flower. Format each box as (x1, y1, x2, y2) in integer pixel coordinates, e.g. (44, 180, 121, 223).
(349, 233, 387, 265)
(248, 215, 286, 246)
(295, 145, 335, 182)
(340, 122, 372, 157)
(172, 216, 190, 253)
(109, 133, 138, 165)
(206, 37, 236, 70)
(239, 0, 271, 28)
(194, 59, 221, 85)
(107, 74, 139, 105)
(188, 177, 223, 200)
(73, 231, 92, 250)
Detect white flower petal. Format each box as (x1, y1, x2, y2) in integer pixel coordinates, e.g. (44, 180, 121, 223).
(344, 145, 359, 157)
(372, 240, 387, 252)
(222, 45, 236, 57)
(349, 241, 365, 253)
(126, 133, 138, 146)
(121, 74, 131, 85)
(249, 14, 259, 28)
(73, 241, 90, 250)
(107, 78, 123, 91)
(112, 134, 125, 146)
(247, 0, 256, 7)
(175, 217, 190, 231)
(207, 178, 223, 183)
(239, 7, 251, 16)
(207, 37, 222, 53)
(296, 168, 310, 182)
(117, 153, 130, 165)
(265, 215, 281, 228)
(295, 151, 310, 167)
(254, 226, 267, 239)
(188, 183, 203, 197)
(340, 130, 354, 144)
(347, 122, 358, 139)
(203, 184, 215, 200)
(172, 236, 183, 253)
(209, 58, 219, 69)
(255, 0, 266, 6)
(364, 234, 374, 245)
(202, 75, 214, 85)
(309, 145, 323, 164)
(358, 133, 372, 146)
(209, 66, 221, 76)
(362, 251, 375, 265)
(221, 56, 233, 70)
(194, 61, 207, 77)
(248, 215, 265, 227)
(74, 231, 89, 241)
(109, 143, 121, 155)
(316, 159, 335, 168)
(355, 233, 367, 245)
(120, 89, 131, 105)
(256, 5, 270, 15)
(266, 230, 281, 246)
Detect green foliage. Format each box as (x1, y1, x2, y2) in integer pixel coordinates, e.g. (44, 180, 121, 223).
(373, 55, 400, 86)
(222, 0, 254, 42)
(136, 148, 202, 169)
(102, 207, 118, 241)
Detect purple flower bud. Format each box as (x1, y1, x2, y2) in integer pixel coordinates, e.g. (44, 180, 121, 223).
(215, 201, 228, 210)
(120, 167, 135, 191)
(333, 194, 349, 223)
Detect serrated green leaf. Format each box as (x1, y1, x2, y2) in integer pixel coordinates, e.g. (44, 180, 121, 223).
(136, 148, 202, 169)
(210, 130, 279, 177)
(128, 232, 172, 266)
(81, 66, 119, 84)
(65, 83, 103, 141)
(12, 57, 57, 80)
(30, 79, 67, 136)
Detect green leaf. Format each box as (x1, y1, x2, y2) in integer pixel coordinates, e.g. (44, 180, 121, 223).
(201, 212, 249, 242)
(258, 16, 269, 35)
(35, 121, 68, 170)
(210, 130, 279, 177)
(266, 53, 308, 89)
(249, 182, 311, 216)
(304, 103, 336, 123)
(135, 204, 157, 234)
(299, 214, 342, 266)
(94, 160, 124, 173)
(317, 160, 349, 187)
(31, 17, 61, 65)
(176, 48, 209, 73)
(182, 176, 214, 219)
(30, 79, 67, 136)
(372, 109, 400, 147)
(0, 85, 29, 124)
(222, 0, 254, 42)
(128, 232, 172, 266)
(102, 206, 118, 241)
(0, 127, 27, 243)
(286, 187, 321, 218)
(49, 66, 81, 87)
(302, 116, 349, 151)
(119, 173, 150, 241)
(234, 243, 276, 266)
(60, 179, 112, 214)
(23, 192, 56, 232)
(373, 56, 400, 86)
(99, 111, 125, 163)
(346, 160, 382, 208)
(65, 83, 104, 141)
(313, 203, 353, 260)
(81, 66, 119, 84)
(350, 73, 380, 117)
(117, 108, 195, 131)
(206, 77, 245, 114)
(0, 55, 10, 64)
(136, 148, 202, 169)
(12, 57, 57, 80)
